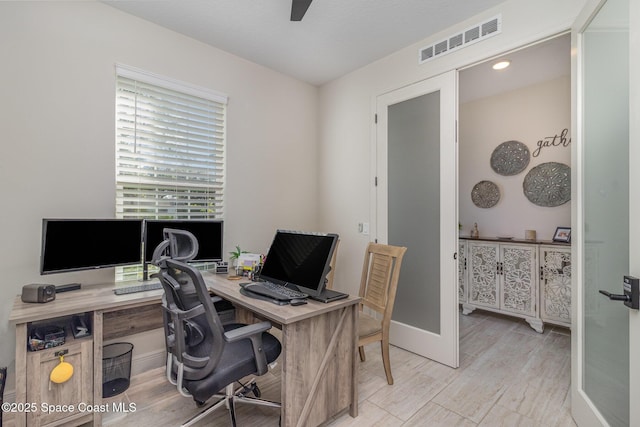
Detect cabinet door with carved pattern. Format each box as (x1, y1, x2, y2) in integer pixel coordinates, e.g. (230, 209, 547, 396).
(458, 240, 467, 304)
(467, 242, 499, 309)
(540, 245, 571, 327)
(500, 244, 537, 317)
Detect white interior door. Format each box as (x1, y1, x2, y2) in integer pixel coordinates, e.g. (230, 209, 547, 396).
(375, 71, 458, 368)
(571, 0, 639, 425)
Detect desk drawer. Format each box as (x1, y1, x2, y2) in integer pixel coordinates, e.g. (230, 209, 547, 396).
(103, 303, 164, 340)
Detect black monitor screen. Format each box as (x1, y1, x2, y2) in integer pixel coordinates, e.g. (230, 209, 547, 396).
(40, 219, 143, 274)
(144, 220, 223, 263)
(259, 230, 338, 297)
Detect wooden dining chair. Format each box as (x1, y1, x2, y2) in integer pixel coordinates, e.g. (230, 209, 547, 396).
(325, 239, 339, 290)
(357, 242, 407, 385)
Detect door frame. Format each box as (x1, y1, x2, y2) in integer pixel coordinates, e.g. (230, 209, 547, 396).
(570, 1, 606, 424)
(571, 0, 639, 425)
(372, 71, 459, 368)
(631, 0, 640, 423)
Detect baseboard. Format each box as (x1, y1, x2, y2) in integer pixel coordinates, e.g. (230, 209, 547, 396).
(130, 348, 166, 377)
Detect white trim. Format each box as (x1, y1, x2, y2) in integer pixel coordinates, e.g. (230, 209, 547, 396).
(571, 0, 630, 425)
(375, 71, 458, 368)
(570, 3, 606, 425)
(130, 348, 166, 377)
(630, 0, 640, 424)
(370, 95, 378, 243)
(115, 63, 228, 104)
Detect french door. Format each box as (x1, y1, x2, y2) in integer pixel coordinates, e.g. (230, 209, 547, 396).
(375, 71, 458, 368)
(571, 0, 639, 425)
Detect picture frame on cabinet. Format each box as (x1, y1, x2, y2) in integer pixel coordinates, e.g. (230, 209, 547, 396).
(553, 226, 571, 243)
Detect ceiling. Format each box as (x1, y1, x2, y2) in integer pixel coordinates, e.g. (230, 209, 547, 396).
(101, 0, 507, 86)
(459, 33, 571, 104)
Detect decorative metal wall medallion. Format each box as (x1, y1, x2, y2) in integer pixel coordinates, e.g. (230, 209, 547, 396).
(471, 180, 500, 208)
(490, 140, 531, 176)
(523, 162, 571, 207)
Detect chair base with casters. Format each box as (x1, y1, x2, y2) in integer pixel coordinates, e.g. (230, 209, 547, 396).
(166, 353, 281, 427)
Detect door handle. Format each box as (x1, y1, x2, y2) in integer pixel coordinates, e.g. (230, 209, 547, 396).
(598, 290, 630, 302)
(598, 276, 640, 309)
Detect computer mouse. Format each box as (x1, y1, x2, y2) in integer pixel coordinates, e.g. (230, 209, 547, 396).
(290, 299, 307, 306)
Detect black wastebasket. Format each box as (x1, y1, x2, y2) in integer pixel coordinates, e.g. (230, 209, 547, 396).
(102, 342, 134, 398)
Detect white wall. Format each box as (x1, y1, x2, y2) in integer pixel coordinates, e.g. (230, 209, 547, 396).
(318, 0, 587, 297)
(459, 76, 571, 240)
(0, 1, 318, 384)
(0, 0, 590, 395)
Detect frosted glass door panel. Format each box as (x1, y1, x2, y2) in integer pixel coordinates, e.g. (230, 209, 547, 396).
(582, 0, 629, 425)
(388, 91, 440, 333)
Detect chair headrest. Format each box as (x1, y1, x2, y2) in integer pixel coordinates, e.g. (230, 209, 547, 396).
(152, 228, 200, 265)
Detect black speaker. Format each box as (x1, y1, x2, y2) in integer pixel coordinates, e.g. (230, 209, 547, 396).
(21, 283, 56, 303)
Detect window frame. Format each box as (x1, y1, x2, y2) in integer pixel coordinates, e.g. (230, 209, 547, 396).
(114, 64, 227, 281)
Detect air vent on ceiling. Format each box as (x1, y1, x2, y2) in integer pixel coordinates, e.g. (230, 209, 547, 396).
(419, 15, 502, 65)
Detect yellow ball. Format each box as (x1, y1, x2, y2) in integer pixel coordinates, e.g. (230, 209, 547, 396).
(50, 361, 74, 384)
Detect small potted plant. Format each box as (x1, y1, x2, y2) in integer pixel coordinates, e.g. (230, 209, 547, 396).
(229, 246, 247, 277)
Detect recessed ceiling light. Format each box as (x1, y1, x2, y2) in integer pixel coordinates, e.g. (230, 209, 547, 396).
(492, 60, 511, 70)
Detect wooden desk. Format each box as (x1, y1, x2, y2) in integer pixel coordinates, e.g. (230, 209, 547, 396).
(9, 275, 359, 427)
(204, 273, 360, 426)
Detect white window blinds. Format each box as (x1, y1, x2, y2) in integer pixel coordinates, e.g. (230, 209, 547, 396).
(115, 66, 227, 221)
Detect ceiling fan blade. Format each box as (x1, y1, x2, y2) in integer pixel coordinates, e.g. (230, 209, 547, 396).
(291, 0, 313, 21)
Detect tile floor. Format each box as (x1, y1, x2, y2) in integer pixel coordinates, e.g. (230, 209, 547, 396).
(4, 310, 575, 426)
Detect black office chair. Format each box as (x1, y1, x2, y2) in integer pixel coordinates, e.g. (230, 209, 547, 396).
(152, 228, 282, 427)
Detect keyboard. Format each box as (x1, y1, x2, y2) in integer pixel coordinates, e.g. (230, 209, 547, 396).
(243, 281, 308, 301)
(114, 282, 162, 295)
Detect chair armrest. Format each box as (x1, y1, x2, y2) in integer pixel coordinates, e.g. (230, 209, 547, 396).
(224, 321, 271, 342)
(224, 321, 273, 375)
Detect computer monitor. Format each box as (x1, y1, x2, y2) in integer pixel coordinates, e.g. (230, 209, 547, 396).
(40, 219, 143, 275)
(143, 219, 223, 265)
(259, 230, 339, 297)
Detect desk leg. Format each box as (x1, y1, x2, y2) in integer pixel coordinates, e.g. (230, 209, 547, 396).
(281, 305, 357, 427)
(15, 323, 27, 427)
(232, 304, 358, 427)
(93, 310, 104, 426)
(349, 304, 358, 418)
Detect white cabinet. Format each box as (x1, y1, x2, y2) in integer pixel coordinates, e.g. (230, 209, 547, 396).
(539, 245, 571, 328)
(501, 243, 538, 318)
(458, 240, 467, 304)
(463, 240, 542, 332)
(465, 241, 500, 309)
(459, 238, 571, 333)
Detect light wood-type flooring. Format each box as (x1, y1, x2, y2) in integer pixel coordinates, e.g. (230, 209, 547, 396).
(4, 310, 574, 426)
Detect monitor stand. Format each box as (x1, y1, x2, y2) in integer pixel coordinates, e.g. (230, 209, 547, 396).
(309, 288, 349, 303)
